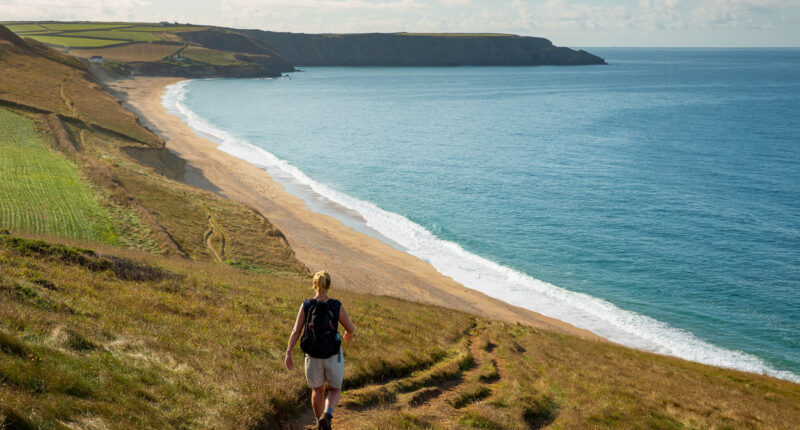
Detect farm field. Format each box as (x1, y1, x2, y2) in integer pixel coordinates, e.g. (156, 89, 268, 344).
(1, 22, 208, 49)
(60, 30, 162, 42)
(24, 35, 126, 48)
(182, 46, 244, 65)
(3, 23, 45, 32)
(40, 23, 137, 31)
(123, 25, 202, 32)
(0, 109, 115, 242)
(1, 22, 290, 73)
(69, 43, 181, 62)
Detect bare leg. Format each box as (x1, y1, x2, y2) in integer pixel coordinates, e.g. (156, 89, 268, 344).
(324, 387, 341, 413)
(311, 386, 325, 419)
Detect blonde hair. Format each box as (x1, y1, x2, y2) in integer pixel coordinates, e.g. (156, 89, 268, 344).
(312, 270, 331, 293)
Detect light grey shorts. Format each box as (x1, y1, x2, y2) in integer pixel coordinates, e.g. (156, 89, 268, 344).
(304, 349, 344, 389)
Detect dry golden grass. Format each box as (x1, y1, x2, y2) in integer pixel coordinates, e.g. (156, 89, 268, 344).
(182, 45, 246, 66)
(0, 232, 474, 429)
(69, 42, 182, 62)
(0, 34, 161, 146)
(328, 321, 800, 429)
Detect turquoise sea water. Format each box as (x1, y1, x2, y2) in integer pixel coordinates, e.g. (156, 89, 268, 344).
(165, 48, 800, 381)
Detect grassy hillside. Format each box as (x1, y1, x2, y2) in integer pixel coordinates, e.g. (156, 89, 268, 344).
(0, 26, 161, 145)
(0, 26, 303, 270)
(0, 233, 473, 429)
(1, 233, 799, 429)
(2, 22, 207, 49)
(0, 109, 116, 242)
(1, 21, 293, 77)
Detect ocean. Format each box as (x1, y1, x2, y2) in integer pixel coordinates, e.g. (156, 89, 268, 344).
(163, 48, 800, 382)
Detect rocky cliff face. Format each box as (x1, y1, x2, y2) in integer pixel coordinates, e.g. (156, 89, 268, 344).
(241, 31, 606, 66)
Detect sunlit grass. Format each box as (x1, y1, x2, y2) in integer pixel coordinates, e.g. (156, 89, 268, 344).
(61, 30, 162, 42)
(0, 109, 116, 242)
(25, 35, 127, 48)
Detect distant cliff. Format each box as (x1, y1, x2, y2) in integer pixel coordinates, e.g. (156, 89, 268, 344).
(241, 31, 606, 67)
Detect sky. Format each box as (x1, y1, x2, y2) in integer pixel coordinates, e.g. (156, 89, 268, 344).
(2, 0, 800, 47)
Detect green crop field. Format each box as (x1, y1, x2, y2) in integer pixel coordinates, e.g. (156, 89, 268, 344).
(13, 30, 53, 35)
(40, 23, 134, 31)
(0, 109, 116, 242)
(123, 25, 203, 32)
(61, 30, 162, 42)
(24, 35, 127, 48)
(4, 23, 45, 32)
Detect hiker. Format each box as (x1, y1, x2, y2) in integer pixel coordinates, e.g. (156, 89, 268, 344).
(286, 270, 355, 430)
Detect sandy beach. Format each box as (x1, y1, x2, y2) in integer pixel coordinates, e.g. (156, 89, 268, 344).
(108, 77, 599, 339)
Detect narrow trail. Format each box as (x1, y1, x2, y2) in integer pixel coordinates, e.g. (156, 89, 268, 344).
(204, 215, 225, 264)
(285, 325, 506, 429)
(59, 72, 77, 117)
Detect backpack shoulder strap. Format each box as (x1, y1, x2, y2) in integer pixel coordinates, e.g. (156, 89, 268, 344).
(329, 300, 341, 327)
(302, 299, 317, 331)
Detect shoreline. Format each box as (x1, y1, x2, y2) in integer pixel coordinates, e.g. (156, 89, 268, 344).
(108, 76, 600, 340)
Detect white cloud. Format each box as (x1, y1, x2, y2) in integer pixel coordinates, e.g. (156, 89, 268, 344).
(222, 0, 426, 11)
(1, 0, 151, 22)
(439, 0, 471, 6)
(691, 0, 800, 28)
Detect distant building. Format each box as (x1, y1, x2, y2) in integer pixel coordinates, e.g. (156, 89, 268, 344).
(89, 56, 103, 63)
(158, 21, 169, 26)
(172, 53, 185, 63)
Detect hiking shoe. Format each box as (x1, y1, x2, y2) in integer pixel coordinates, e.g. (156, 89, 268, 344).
(318, 413, 332, 430)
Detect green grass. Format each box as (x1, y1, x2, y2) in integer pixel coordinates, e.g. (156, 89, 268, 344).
(396, 32, 515, 37)
(181, 46, 244, 65)
(4, 24, 45, 32)
(122, 25, 203, 32)
(60, 30, 162, 42)
(41, 23, 135, 31)
(0, 109, 116, 242)
(14, 31, 53, 35)
(25, 35, 127, 48)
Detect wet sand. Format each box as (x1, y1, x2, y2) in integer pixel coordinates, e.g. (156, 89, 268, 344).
(108, 77, 600, 340)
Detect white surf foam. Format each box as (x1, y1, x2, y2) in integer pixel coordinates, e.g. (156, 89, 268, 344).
(162, 79, 800, 384)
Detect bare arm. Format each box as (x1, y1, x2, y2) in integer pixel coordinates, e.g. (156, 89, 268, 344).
(339, 304, 355, 341)
(285, 303, 305, 370)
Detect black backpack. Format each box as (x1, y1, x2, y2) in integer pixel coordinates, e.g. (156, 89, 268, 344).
(300, 299, 341, 359)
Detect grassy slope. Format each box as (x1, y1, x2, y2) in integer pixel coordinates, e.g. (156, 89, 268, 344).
(23, 35, 126, 48)
(67, 43, 181, 62)
(182, 46, 246, 65)
(60, 31, 162, 42)
(0, 109, 116, 242)
(1, 234, 799, 429)
(1, 23, 799, 430)
(0, 234, 472, 429)
(0, 36, 160, 145)
(2, 22, 256, 67)
(0, 28, 302, 269)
